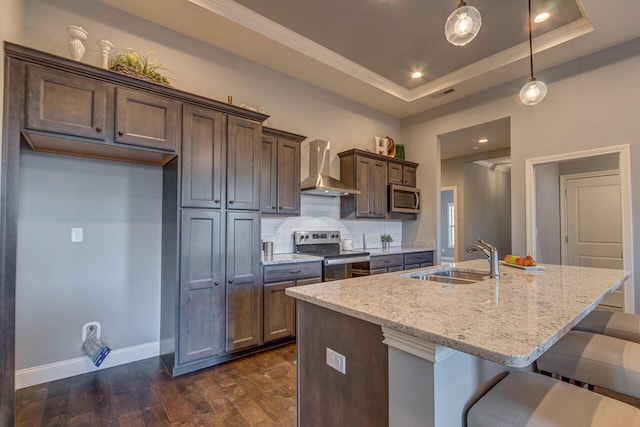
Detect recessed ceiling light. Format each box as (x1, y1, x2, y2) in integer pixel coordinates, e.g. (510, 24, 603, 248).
(411, 71, 423, 79)
(533, 12, 550, 23)
(478, 138, 488, 144)
(471, 146, 480, 150)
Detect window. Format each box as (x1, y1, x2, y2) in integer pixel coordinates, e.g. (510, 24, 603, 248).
(447, 202, 455, 248)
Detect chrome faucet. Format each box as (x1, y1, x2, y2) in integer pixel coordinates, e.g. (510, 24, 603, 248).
(465, 239, 500, 278)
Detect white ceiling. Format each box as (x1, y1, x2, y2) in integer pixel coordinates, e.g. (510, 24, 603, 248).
(99, 0, 640, 119)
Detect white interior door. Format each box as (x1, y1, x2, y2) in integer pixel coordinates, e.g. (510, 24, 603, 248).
(562, 172, 623, 269)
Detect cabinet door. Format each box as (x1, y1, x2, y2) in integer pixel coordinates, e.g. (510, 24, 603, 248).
(226, 211, 262, 352)
(371, 159, 388, 217)
(403, 166, 417, 187)
(227, 116, 261, 210)
(26, 65, 107, 140)
(260, 133, 278, 213)
(263, 280, 296, 342)
(182, 105, 224, 208)
(179, 210, 225, 364)
(276, 137, 301, 215)
(114, 87, 179, 152)
(388, 162, 404, 185)
(355, 156, 374, 217)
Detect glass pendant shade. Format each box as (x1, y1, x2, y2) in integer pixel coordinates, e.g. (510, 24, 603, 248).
(519, 78, 547, 105)
(445, 3, 482, 46)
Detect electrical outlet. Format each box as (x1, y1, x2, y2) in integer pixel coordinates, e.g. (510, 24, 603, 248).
(326, 347, 346, 374)
(71, 227, 83, 243)
(82, 321, 101, 341)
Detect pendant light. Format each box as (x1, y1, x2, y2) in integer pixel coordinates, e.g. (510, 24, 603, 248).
(445, 1, 482, 46)
(519, 0, 547, 105)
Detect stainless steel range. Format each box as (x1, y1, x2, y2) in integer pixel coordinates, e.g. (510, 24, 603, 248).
(294, 231, 370, 281)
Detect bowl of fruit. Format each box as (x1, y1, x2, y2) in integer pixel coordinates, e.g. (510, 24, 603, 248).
(502, 254, 541, 270)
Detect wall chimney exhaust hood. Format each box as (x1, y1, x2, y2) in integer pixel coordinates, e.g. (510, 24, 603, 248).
(300, 139, 360, 196)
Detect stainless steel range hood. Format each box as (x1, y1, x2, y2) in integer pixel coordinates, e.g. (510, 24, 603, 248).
(300, 139, 360, 196)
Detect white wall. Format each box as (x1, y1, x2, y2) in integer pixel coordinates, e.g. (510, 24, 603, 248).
(403, 40, 640, 312)
(14, 0, 402, 379)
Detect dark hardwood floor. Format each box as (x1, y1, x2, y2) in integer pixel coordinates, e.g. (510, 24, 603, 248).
(16, 344, 297, 426)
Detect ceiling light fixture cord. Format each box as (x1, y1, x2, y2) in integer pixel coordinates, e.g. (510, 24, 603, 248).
(519, 0, 548, 105)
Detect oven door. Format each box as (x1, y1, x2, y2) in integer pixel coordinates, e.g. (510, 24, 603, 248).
(323, 254, 371, 281)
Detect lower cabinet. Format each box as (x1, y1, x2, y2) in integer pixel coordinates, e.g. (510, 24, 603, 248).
(226, 211, 262, 352)
(178, 209, 225, 364)
(263, 262, 322, 343)
(403, 251, 434, 270)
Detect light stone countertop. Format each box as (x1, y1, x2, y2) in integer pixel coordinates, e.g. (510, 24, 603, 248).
(261, 253, 323, 265)
(367, 245, 434, 256)
(286, 259, 630, 367)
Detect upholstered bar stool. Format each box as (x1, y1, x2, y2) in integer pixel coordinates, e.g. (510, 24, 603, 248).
(573, 310, 640, 343)
(536, 330, 640, 399)
(466, 370, 640, 426)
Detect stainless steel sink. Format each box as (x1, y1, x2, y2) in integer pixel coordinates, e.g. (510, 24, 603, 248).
(405, 269, 487, 284)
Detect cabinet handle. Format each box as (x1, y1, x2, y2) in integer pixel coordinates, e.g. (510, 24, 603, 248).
(229, 200, 234, 204)
(271, 206, 276, 209)
(96, 126, 102, 132)
(214, 199, 220, 203)
(228, 280, 234, 284)
(289, 270, 302, 274)
(118, 131, 124, 136)
(214, 281, 220, 286)
(279, 206, 283, 209)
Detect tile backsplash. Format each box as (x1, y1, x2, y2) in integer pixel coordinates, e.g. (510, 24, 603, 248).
(261, 195, 403, 254)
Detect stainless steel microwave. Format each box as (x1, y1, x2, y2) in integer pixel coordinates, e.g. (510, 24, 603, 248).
(389, 184, 420, 213)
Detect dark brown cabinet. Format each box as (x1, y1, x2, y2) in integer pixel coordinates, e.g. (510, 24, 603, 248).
(114, 87, 179, 152)
(227, 116, 261, 210)
(261, 127, 306, 216)
(403, 251, 434, 270)
(388, 160, 417, 187)
(226, 211, 262, 352)
(181, 105, 224, 209)
(178, 210, 225, 364)
(263, 262, 322, 342)
(339, 151, 387, 218)
(367, 254, 404, 275)
(26, 65, 107, 141)
(23, 64, 178, 166)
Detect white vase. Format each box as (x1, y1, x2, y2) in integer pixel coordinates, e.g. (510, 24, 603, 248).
(97, 39, 114, 69)
(68, 25, 88, 61)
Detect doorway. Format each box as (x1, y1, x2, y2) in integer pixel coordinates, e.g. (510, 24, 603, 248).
(440, 187, 456, 262)
(526, 145, 634, 313)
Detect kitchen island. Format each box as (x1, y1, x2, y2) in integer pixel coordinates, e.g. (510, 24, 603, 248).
(286, 260, 630, 426)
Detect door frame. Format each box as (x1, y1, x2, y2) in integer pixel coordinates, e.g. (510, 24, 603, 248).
(560, 170, 620, 266)
(525, 145, 634, 313)
(440, 186, 458, 262)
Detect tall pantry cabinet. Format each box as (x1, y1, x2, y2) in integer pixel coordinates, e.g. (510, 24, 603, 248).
(167, 104, 263, 375)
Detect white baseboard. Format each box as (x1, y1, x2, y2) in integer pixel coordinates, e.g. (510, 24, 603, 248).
(15, 341, 159, 389)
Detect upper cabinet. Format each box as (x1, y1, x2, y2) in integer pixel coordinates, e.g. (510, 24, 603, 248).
(339, 150, 388, 218)
(181, 104, 225, 209)
(388, 160, 417, 187)
(261, 127, 306, 216)
(25, 65, 107, 141)
(114, 87, 180, 152)
(227, 116, 261, 211)
(339, 149, 419, 220)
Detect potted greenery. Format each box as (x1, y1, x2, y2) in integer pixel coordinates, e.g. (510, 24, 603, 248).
(381, 234, 393, 251)
(108, 48, 171, 87)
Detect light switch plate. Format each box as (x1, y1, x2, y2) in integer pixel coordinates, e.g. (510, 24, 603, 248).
(71, 227, 83, 243)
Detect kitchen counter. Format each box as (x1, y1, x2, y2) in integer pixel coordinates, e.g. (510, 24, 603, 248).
(289, 260, 631, 426)
(367, 245, 434, 256)
(261, 245, 434, 266)
(287, 259, 629, 367)
(260, 253, 323, 265)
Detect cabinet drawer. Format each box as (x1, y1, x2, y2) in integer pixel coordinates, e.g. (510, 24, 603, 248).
(404, 251, 433, 266)
(369, 254, 403, 270)
(264, 262, 322, 282)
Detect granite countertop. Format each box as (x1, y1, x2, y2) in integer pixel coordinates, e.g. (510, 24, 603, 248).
(286, 259, 630, 367)
(367, 245, 434, 256)
(261, 253, 323, 265)
(262, 245, 434, 265)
